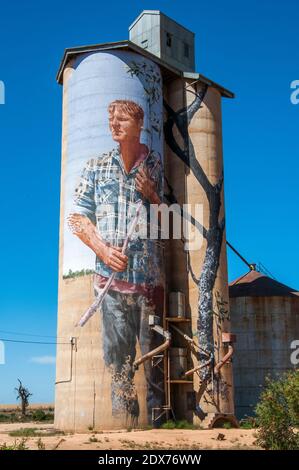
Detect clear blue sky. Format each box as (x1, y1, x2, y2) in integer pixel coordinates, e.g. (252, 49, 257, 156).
(0, 0, 298, 404)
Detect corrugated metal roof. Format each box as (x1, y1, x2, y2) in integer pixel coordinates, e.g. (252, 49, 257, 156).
(56, 40, 234, 98)
(229, 270, 299, 298)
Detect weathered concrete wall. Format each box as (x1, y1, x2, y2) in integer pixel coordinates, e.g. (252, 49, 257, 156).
(230, 295, 299, 419)
(55, 274, 148, 431)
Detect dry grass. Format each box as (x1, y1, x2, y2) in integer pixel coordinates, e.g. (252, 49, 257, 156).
(0, 422, 261, 451)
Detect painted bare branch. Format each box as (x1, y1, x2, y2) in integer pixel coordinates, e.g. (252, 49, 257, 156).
(164, 83, 225, 381)
(164, 176, 208, 239)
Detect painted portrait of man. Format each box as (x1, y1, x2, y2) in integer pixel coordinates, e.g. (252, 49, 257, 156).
(68, 99, 165, 422)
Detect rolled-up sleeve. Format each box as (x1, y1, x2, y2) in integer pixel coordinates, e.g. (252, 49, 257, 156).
(73, 159, 96, 224)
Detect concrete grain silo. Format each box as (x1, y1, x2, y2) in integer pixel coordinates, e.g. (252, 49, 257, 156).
(55, 10, 237, 431)
(229, 270, 299, 419)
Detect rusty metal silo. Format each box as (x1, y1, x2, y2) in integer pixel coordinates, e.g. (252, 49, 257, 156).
(230, 270, 299, 419)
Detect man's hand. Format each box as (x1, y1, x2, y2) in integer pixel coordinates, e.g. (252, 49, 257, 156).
(68, 213, 128, 272)
(135, 167, 161, 204)
(99, 245, 128, 272)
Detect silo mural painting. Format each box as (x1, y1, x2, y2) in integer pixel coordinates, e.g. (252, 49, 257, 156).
(56, 13, 237, 431)
(61, 51, 164, 424)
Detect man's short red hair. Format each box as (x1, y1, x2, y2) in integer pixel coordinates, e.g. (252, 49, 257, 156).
(108, 100, 144, 123)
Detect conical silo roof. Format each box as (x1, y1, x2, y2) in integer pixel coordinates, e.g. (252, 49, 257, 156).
(229, 270, 299, 298)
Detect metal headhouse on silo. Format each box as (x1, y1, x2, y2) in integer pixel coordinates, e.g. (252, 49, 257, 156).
(55, 10, 237, 431)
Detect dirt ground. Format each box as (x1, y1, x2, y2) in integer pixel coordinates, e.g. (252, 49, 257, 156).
(0, 422, 260, 450)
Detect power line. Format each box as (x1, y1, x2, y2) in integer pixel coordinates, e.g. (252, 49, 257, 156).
(0, 329, 66, 340)
(0, 242, 275, 348)
(257, 262, 277, 280)
(0, 337, 70, 345)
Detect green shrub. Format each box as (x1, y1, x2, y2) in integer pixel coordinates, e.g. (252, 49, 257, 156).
(9, 428, 64, 438)
(31, 409, 54, 421)
(161, 420, 196, 430)
(0, 413, 11, 423)
(0, 438, 28, 450)
(222, 422, 232, 430)
(0, 410, 54, 424)
(31, 410, 46, 421)
(175, 420, 196, 429)
(9, 428, 41, 437)
(255, 371, 299, 450)
(283, 370, 299, 425)
(36, 438, 45, 450)
(161, 420, 176, 429)
(239, 416, 259, 429)
(31, 410, 54, 422)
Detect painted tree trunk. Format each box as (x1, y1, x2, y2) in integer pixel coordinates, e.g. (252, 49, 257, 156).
(164, 78, 234, 418)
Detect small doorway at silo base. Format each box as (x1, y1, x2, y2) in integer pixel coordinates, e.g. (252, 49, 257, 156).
(201, 413, 239, 429)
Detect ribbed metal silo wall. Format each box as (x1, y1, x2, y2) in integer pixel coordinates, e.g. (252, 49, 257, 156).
(55, 50, 164, 431)
(230, 295, 299, 419)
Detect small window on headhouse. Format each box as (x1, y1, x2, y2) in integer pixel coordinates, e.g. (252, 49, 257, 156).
(184, 42, 189, 58)
(166, 32, 172, 48)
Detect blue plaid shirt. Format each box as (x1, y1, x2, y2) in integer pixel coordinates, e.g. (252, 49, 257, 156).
(73, 147, 164, 286)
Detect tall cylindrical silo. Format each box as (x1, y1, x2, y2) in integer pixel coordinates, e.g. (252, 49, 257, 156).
(55, 50, 165, 431)
(164, 77, 235, 426)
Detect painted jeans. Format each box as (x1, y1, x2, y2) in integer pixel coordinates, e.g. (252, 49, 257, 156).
(100, 288, 164, 424)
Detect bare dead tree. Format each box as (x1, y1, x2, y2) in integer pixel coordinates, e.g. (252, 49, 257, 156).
(15, 379, 32, 416)
(164, 84, 225, 380)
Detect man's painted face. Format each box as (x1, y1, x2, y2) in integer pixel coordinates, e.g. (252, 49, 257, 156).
(109, 107, 142, 143)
